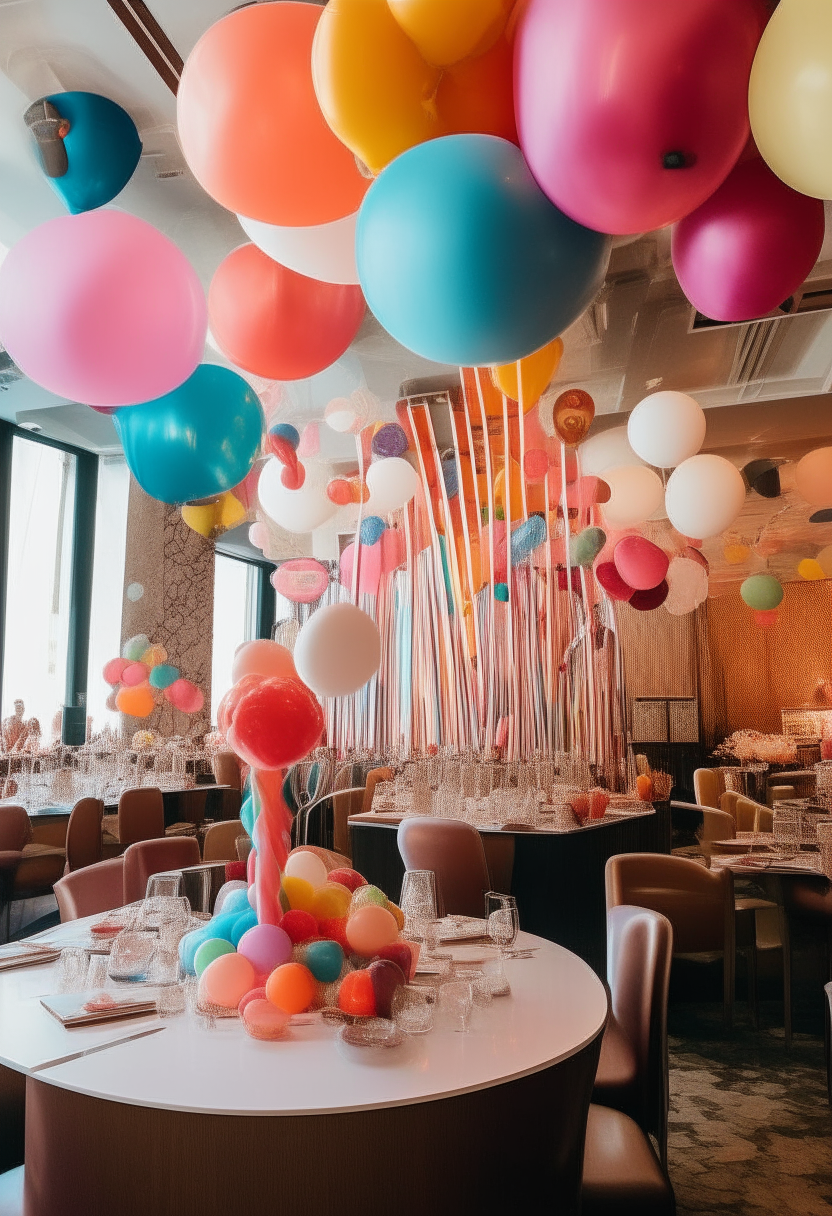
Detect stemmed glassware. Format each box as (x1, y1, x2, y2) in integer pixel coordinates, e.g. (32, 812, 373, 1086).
(485, 892, 519, 956)
(399, 870, 438, 940)
(772, 808, 802, 860)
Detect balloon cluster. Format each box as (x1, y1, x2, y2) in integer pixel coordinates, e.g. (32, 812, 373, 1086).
(103, 635, 204, 718)
(179, 853, 414, 1038)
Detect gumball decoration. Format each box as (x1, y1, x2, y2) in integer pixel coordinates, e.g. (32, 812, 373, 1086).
(510, 516, 547, 564)
(310, 883, 352, 920)
(741, 574, 784, 611)
(198, 952, 256, 1009)
(280, 877, 316, 913)
(799, 558, 826, 581)
(371, 424, 409, 458)
(723, 543, 751, 565)
(327, 478, 353, 506)
(228, 677, 324, 769)
(232, 640, 297, 685)
(553, 389, 595, 446)
(238, 987, 269, 1019)
(265, 962, 317, 1014)
(375, 941, 416, 981)
(237, 924, 293, 976)
(302, 940, 344, 984)
(613, 537, 669, 591)
(217, 673, 262, 736)
(294, 603, 381, 698)
(231, 910, 259, 947)
(594, 559, 631, 600)
(337, 969, 377, 1017)
(349, 885, 389, 912)
(285, 850, 329, 888)
(627, 391, 706, 469)
(215, 884, 249, 917)
(280, 909, 319, 944)
(193, 938, 236, 977)
(242, 998, 290, 1041)
(345, 904, 399, 956)
(123, 635, 151, 661)
(317, 917, 351, 951)
(795, 448, 832, 508)
(327, 868, 368, 893)
(179, 926, 215, 975)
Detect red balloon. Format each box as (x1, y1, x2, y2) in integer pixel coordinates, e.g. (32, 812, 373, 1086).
(613, 536, 669, 591)
(228, 677, 324, 769)
(629, 581, 669, 611)
(103, 657, 129, 686)
(208, 244, 365, 381)
(673, 158, 825, 322)
(594, 560, 634, 602)
(281, 463, 306, 490)
(165, 678, 204, 713)
(217, 673, 263, 737)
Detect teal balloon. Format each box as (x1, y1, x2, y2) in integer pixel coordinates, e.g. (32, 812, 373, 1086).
(149, 663, 179, 689)
(510, 515, 547, 565)
(240, 790, 255, 839)
(179, 926, 212, 975)
(303, 940, 344, 984)
(44, 92, 141, 214)
(220, 888, 250, 918)
(114, 364, 263, 505)
(193, 938, 236, 977)
(570, 526, 606, 568)
(231, 908, 258, 947)
(356, 134, 610, 366)
(741, 574, 784, 611)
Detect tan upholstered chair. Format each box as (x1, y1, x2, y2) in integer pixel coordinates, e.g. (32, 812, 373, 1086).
(0, 805, 65, 908)
(64, 797, 103, 872)
(203, 820, 245, 863)
(331, 764, 363, 858)
(693, 768, 722, 808)
(732, 796, 773, 833)
(398, 817, 491, 919)
(122, 837, 201, 904)
(362, 766, 394, 814)
(212, 749, 243, 793)
(105, 787, 165, 846)
(670, 802, 735, 859)
(54, 857, 125, 921)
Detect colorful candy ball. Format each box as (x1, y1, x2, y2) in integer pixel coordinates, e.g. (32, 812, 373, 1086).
(302, 940, 345, 984)
(337, 968, 376, 1017)
(368, 958, 406, 1018)
(193, 938, 236, 977)
(281, 875, 316, 912)
(349, 885, 389, 912)
(198, 952, 256, 1009)
(310, 882, 352, 920)
(265, 962, 317, 1014)
(375, 941, 415, 980)
(317, 916, 350, 951)
(238, 985, 268, 1018)
(280, 909, 319, 944)
(237, 924, 293, 977)
(242, 998, 291, 1041)
(327, 867, 367, 893)
(284, 850, 329, 887)
(346, 905, 400, 956)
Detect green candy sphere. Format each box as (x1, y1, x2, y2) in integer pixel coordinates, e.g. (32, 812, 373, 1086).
(570, 526, 606, 567)
(193, 937, 236, 977)
(740, 574, 784, 611)
(350, 885, 390, 912)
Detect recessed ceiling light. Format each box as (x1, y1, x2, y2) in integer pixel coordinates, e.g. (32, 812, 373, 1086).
(19, 422, 42, 432)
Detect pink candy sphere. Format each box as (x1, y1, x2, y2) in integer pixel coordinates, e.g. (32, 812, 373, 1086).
(345, 904, 399, 957)
(198, 952, 256, 1008)
(237, 924, 293, 977)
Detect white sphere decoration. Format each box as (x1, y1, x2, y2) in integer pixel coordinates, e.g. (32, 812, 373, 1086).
(664, 556, 709, 616)
(237, 211, 360, 286)
(600, 465, 665, 528)
(627, 390, 706, 469)
(284, 850, 329, 887)
(665, 454, 746, 539)
(258, 457, 336, 534)
(294, 602, 381, 698)
(366, 457, 420, 514)
(579, 426, 645, 477)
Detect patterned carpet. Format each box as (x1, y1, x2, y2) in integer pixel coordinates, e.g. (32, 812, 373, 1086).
(668, 1005, 832, 1216)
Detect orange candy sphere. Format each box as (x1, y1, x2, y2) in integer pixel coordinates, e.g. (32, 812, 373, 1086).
(337, 969, 376, 1017)
(198, 952, 256, 1009)
(266, 962, 318, 1015)
(345, 904, 399, 956)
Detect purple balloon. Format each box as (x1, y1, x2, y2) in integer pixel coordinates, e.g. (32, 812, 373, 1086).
(237, 924, 292, 976)
(672, 157, 825, 323)
(371, 424, 408, 459)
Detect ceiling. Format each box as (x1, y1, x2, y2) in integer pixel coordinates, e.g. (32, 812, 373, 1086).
(2, 0, 832, 586)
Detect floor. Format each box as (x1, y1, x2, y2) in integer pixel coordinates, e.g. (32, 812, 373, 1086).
(668, 1004, 832, 1216)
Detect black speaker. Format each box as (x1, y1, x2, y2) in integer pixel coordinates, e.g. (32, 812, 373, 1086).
(61, 705, 86, 746)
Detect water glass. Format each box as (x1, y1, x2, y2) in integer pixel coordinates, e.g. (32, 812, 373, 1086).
(439, 980, 473, 1032)
(58, 947, 89, 993)
(108, 931, 157, 982)
(773, 808, 802, 858)
(145, 873, 182, 900)
(465, 969, 493, 1007)
(399, 870, 438, 939)
(485, 892, 519, 955)
(85, 953, 109, 991)
(392, 984, 435, 1034)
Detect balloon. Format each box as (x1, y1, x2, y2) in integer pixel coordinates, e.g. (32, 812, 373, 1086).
(164, 679, 204, 714)
(177, 2, 367, 226)
(115, 683, 154, 718)
(743, 459, 781, 499)
(629, 581, 669, 612)
(524, 450, 549, 481)
(114, 365, 262, 505)
(121, 662, 149, 687)
(327, 867, 368, 893)
(627, 392, 706, 469)
(228, 677, 324, 770)
(372, 424, 409, 459)
(510, 516, 547, 564)
(435, 34, 517, 146)
(360, 516, 387, 547)
(366, 457, 421, 514)
(338, 969, 377, 1017)
(664, 556, 709, 616)
(294, 603, 381, 698)
(672, 159, 825, 323)
(817, 546, 832, 577)
(570, 527, 606, 568)
(242, 998, 290, 1041)
(600, 466, 665, 529)
(345, 904, 399, 955)
(798, 559, 826, 581)
(741, 573, 784, 610)
(310, 883, 352, 920)
(258, 458, 337, 534)
(140, 645, 167, 668)
(237, 211, 359, 286)
(553, 389, 595, 446)
(387, 0, 511, 66)
(217, 675, 262, 737)
(515, 0, 766, 234)
(795, 448, 832, 508)
(665, 455, 746, 539)
(613, 537, 669, 591)
(237, 924, 293, 977)
(272, 559, 330, 605)
(198, 952, 256, 1009)
(122, 635, 150, 661)
(284, 850, 329, 888)
(103, 658, 129, 685)
(35, 92, 142, 214)
(281, 876, 316, 913)
(280, 909, 319, 944)
(749, 0, 832, 200)
(302, 940, 344, 984)
(193, 938, 235, 977)
(491, 338, 564, 409)
(265, 962, 317, 1014)
(232, 641, 297, 685)
(356, 134, 610, 366)
(209, 243, 365, 382)
(0, 211, 206, 407)
(351, 885, 392, 911)
(579, 427, 645, 477)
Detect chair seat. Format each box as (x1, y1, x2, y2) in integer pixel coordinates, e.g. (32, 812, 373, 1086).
(593, 1016, 639, 1114)
(13, 843, 66, 892)
(582, 1105, 675, 1216)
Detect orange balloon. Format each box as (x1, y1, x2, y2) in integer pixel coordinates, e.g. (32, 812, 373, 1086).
(553, 389, 595, 446)
(232, 640, 297, 684)
(437, 35, 518, 144)
(265, 962, 317, 1015)
(388, 0, 512, 67)
(177, 2, 368, 226)
(209, 244, 365, 381)
(492, 337, 564, 409)
(115, 682, 155, 718)
(494, 458, 524, 523)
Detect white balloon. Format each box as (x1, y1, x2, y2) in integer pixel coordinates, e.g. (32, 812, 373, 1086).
(665, 454, 746, 539)
(627, 391, 706, 469)
(579, 426, 645, 477)
(294, 603, 381, 698)
(258, 458, 336, 534)
(237, 211, 359, 285)
(600, 465, 665, 529)
(284, 850, 329, 887)
(664, 557, 709, 616)
(366, 457, 421, 514)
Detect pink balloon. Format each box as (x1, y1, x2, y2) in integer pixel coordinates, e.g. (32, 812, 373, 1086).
(237, 924, 292, 977)
(613, 536, 669, 591)
(272, 558, 330, 605)
(103, 657, 129, 686)
(339, 529, 406, 595)
(515, 0, 767, 234)
(164, 678, 205, 713)
(121, 661, 150, 687)
(672, 157, 825, 323)
(0, 211, 206, 407)
(231, 640, 297, 683)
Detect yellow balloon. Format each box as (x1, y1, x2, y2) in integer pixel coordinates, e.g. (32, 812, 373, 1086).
(491, 337, 564, 412)
(387, 0, 512, 68)
(494, 457, 524, 522)
(749, 0, 832, 198)
(798, 558, 826, 581)
(281, 876, 316, 913)
(181, 501, 220, 538)
(218, 492, 246, 531)
(817, 545, 832, 576)
(723, 543, 750, 565)
(312, 0, 441, 174)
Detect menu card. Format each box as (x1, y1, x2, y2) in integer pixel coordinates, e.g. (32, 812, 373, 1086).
(41, 991, 157, 1028)
(0, 942, 61, 972)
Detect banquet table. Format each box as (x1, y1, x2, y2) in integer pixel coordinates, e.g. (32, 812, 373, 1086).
(0, 916, 608, 1216)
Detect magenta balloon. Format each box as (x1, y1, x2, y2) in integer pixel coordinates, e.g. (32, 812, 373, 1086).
(594, 560, 634, 602)
(0, 211, 206, 406)
(514, 0, 766, 234)
(672, 158, 825, 323)
(630, 581, 669, 612)
(613, 536, 670, 591)
(237, 924, 292, 976)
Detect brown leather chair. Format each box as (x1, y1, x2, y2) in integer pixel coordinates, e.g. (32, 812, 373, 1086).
(331, 763, 363, 858)
(54, 857, 126, 921)
(0, 805, 65, 915)
(212, 749, 243, 793)
(397, 817, 491, 918)
(581, 1104, 676, 1216)
(109, 787, 165, 846)
(593, 905, 673, 1166)
(122, 837, 201, 904)
(363, 766, 394, 814)
(670, 803, 735, 858)
(64, 797, 103, 872)
(203, 820, 245, 863)
(726, 794, 773, 833)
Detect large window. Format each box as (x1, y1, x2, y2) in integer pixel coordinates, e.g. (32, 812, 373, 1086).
(86, 457, 130, 735)
(1, 436, 76, 740)
(211, 554, 258, 724)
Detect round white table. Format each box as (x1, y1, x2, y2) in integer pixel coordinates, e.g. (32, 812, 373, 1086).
(0, 919, 607, 1216)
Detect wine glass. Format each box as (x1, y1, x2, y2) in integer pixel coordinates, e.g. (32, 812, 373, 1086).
(399, 870, 437, 940)
(485, 892, 519, 958)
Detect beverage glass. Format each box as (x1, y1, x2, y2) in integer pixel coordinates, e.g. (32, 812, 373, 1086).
(392, 984, 435, 1034)
(439, 980, 473, 1032)
(399, 870, 437, 940)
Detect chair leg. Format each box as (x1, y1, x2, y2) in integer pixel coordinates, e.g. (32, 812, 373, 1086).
(723, 946, 735, 1031)
(778, 903, 792, 1049)
(747, 938, 759, 1031)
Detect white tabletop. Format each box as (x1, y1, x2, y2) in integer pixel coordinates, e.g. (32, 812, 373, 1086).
(0, 920, 607, 1119)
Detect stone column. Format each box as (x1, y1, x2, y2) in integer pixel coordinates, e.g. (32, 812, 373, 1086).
(120, 479, 214, 738)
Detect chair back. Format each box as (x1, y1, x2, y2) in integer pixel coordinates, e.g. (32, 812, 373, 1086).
(212, 749, 242, 792)
(719, 791, 739, 821)
(699, 807, 735, 844)
(118, 787, 164, 846)
(607, 905, 673, 1159)
(363, 766, 394, 814)
(734, 796, 773, 833)
(0, 806, 30, 852)
(65, 797, 103, 872)
(397, 817, 491, 918)
(606, 852, 733, 955)
(332, 763, 363, 857)
(693, 768, 722, 808)
(54, 857, 125, 921)
(203, 819, 245, 863)
(122, 836, 201, 903)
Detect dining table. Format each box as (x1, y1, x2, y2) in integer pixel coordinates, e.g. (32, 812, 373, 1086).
(0, 914, 608, 1216)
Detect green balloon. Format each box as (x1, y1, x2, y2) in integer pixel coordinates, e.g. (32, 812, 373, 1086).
(193, 937, 235, 977)
(352, 885, 389, 910)
(570, 526, 606, 568)
(740, 574, 783, 611)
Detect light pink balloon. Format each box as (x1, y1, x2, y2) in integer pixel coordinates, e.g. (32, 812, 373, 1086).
(231, 639, 297, 683)
(165, 678, 205, 713)
(0, 211, 206, 407)
(613, 536, 669, 591)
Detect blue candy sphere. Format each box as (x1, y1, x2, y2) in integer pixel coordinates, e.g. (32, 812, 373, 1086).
(270, 422, 300, 449)
(304, 940, 344, 984)
(231, 909, 258, 947)
(360, 515, 387, 546)
(356, 135, 610, 366)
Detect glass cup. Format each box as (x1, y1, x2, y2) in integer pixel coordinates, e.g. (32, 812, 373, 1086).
(439, 980, 473, 1032)
(85, 953, 109, 991)
(399, 870, 438, 940)
(392, 984, 435, 1034)
(156, 983, 186, 1018)
(145, 873, 183, 900)
(485, 892, 519, 956)
(107, 931, 157, 982)
(465, 969, 493, 1007)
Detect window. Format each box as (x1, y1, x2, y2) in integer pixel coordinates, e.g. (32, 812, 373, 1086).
(86, 456, 130, 735)
(2, 436, 76, 740)
(211, 554, 258, 724)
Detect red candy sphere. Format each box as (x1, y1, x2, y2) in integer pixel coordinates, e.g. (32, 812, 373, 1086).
(228, 676, 324, 769)
(280, 909, 319, 944)
(337, 968, 376, 1017)
(327, 867, 367, 893)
